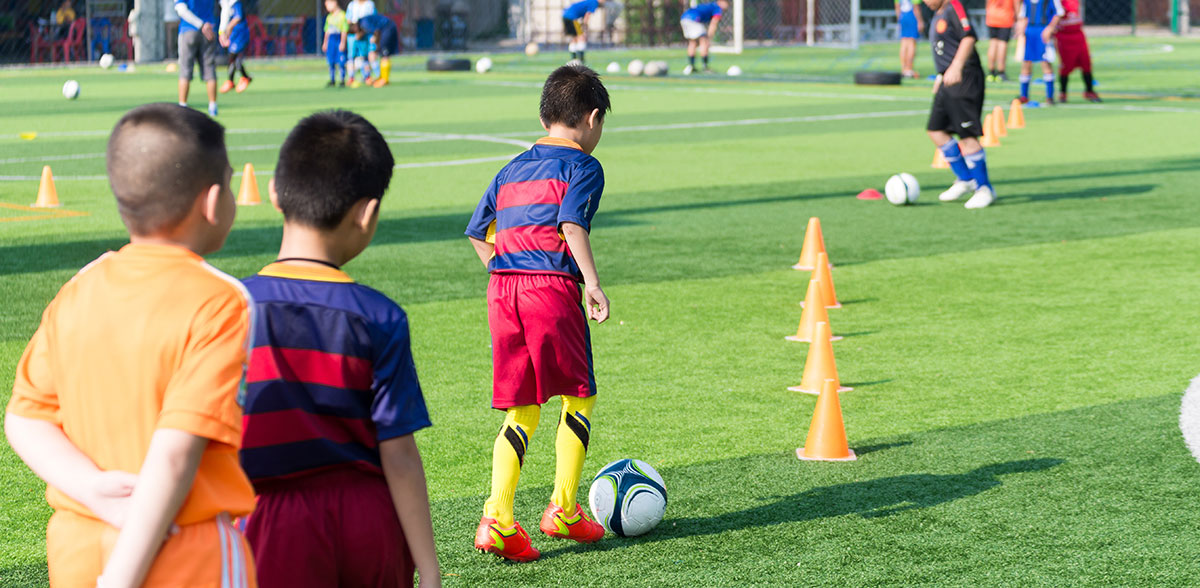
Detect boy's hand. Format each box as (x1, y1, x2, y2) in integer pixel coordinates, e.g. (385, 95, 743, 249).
(584, 284, 609, 323)
(219, 34, 230, 48)
(201, 22, 215, 41)
(322, 40, 328, 52)
(943, 65, 962, 86)
(87, 470, 138, 528)
(1041, 27, 1053, 43)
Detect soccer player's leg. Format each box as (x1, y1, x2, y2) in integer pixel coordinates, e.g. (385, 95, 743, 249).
(1040, 60, 1055, 103)
(221, 53, 237, 93)
(927, 88, 976, 202)
(372, 29, 397, 87)
(477, 405, 542, 561)
(1018, 28, 1043, 102)
(542, 395, 604, 543)
(952, 77, 994, 208)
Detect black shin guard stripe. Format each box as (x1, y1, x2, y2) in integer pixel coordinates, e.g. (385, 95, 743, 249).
(504, 427, 526, 466)
(565, 413, 590, 451)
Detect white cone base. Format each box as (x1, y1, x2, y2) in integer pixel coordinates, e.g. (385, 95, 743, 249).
(797, 447, 857, 461)
(31, 203, 61, 208)
(800, 301, 841, 309)
(791, 264, 813, 270)
(787, 385, 852, 395)
(785, 335, 843, 342)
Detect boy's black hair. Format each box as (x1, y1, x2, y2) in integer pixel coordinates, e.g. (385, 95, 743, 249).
(539, 65, 612, 129)
(274, 110, 394, 230)
(106, 103, 228, 236)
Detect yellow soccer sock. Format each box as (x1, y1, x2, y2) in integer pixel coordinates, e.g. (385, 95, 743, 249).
(550, 395, 596, 516)
(380, 57, 391, 83)
(483, 404, 540, 527)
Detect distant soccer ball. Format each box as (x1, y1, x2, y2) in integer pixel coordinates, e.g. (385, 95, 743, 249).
(627, 59, 644, 76)
(643, 61, 661, 76)
(62, 80, 80, 100)
(726, 65, 743, 76)
(475, 57, 493, 73)
(99, 53, 114, 69)
(588, 458, 667, 537)
(605, 61, 621, 74)
(524, 42, 540, 57)
(885, 172, 920, 205)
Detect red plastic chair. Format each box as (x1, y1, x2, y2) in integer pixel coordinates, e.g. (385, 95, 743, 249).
(52, 19, 87, 62)
(245, 15, 271, 56)
(29, 23, 53, 63)
(279, 18, 304, 55)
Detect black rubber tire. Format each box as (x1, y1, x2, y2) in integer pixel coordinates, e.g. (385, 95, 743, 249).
(427, 57, 472, 72)
(854, 71, 903, 85)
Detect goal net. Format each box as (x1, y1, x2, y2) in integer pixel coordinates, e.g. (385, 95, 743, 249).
(711, 0, 861, 53)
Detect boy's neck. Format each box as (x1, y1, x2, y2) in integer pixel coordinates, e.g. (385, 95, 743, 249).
(276, 222, 350, 268)
(546, 125, 588, 151)
(127, 234, 207, 256)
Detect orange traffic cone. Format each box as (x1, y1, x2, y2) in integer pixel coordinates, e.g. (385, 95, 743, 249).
(791, 217, 829, 271)
(33, 165, 60, 208)
(991, 105, 1008, 137)
(237, 163, 261, 206)
(796, 378, 857, 461)
(810, 252, 840, 309)
(786, 279, 842, 343)
(788, 321, 852, 395)
(931, 148, 949, 169)
(1007, 99, 1025, 129)
(979, 114, 1001, 147)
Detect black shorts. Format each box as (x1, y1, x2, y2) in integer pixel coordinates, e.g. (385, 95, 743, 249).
(927, 70, 985, 138)
(988, 26, 1012, 42)
(563, 17, 583, 37)
(376, 26, 399, 57)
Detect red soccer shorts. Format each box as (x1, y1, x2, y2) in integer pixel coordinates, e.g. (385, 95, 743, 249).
(1057, 33, 1092, 75)
(488, 272, 596, 409)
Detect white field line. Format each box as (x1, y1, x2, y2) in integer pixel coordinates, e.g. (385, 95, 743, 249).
(0, 127, 284, 140)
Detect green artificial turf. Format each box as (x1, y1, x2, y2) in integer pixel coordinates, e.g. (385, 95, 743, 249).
(3, 37, 1200, 586)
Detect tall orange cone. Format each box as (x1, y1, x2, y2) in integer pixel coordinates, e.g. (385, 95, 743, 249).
(796, 378, 857, 461)
(33, 165, 60, 208)
(931, 148, 949, 169)
(979, 114, 1001, 147)
(786, 279, 842, 343)
(991, 105, 1008, 137)
(791, 217, 829, 271)
(788, 321, 852, 395)
(237, 163, 261, 206)
(1007, 98, 1025, 129)
(810, 252, 840, 309)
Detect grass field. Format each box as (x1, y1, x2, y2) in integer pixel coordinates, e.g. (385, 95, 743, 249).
(3, 37, 1200, 586)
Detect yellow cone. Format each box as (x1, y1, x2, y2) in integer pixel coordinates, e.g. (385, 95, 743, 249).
(237, 163, 261, 206)
(33, 165, 60, 208)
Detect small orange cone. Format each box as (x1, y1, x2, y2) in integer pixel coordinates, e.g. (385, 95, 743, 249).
(237, 163, 261, 206)
(791, 217, 829, 271)
(796, 378, 857, 461)
(991, 105, 1008, 137)
(788, 321, 852, 395)
(33, 165, 60, 208)
(810, 252, 840, 309)
(979, 114, 1001, 147)
(786, 279, 842, 343)
(931, 148, 949, 169)
(1007, 99, 1025, 129)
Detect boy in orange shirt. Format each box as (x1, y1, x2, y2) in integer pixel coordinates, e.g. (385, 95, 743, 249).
(5, 103, 257, 588)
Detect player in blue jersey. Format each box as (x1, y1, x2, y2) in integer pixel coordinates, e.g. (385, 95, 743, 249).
(323, 0, 348, 87)
(680, 0, 729, 74)
(896, 0, 924, 79)
(218, 0, 252, 94)
(562, 0, 606, 64)
(1015, 0, 1063, 104)
(354, 13, 399, 87)
(466, 65, 612, 562)
(175, 0, 219, 115)
(240, 111, 441, 587)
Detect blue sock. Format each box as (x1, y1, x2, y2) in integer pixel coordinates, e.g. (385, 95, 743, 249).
(939, 141, 974, 184)
(328, 63, 336, 82)
(963, 149, 992, 191)
(1043, 73, 1055, 100)
(1019, 73, 1031, 99)
(372, 60, 381, 77)
(339, 63, 346, 82)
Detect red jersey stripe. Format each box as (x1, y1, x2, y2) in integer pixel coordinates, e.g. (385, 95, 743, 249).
(949, 0, 972, 29)
(494, 224, 567, 256)
(241, 408, 377, 450)
(497, 179, 569, 209)
(246, 347, 373, 390)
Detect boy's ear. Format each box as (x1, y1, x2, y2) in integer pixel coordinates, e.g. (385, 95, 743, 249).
(268, 178, 283, 212)
(540, 118, 551, 132)
(355, 198, 380, 232)
(586, 108, 601, 129)
(201, 184, 222, 226)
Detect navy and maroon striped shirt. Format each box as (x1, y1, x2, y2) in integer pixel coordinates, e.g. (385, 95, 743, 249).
(465, 137, 605, 282)
(239, 263, 431, 488)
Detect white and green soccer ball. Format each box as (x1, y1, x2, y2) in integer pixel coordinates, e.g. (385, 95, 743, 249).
(606, 61, 621, 74)
(62, 80, 80, 99)
(627, 59, 645, 76)
(475, 57, 493, 73)
(588, 458, 667, 537)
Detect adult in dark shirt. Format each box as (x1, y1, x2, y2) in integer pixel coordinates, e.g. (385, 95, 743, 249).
(924, 0, 995, 209)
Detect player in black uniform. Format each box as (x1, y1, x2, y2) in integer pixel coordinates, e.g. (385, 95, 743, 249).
(925, 0, 995, 209)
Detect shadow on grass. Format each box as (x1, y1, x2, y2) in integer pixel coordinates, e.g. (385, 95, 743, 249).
(541, 457, 1063, 559)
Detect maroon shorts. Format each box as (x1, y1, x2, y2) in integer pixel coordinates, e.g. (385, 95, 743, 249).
(1057, 33, 1091, 74)
(244, 469, 413, 588)
(488, 272, 596, 409)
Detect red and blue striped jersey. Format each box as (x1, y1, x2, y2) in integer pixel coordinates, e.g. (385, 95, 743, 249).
(465, 137, 605, 282)
(239, 262, 431, 488)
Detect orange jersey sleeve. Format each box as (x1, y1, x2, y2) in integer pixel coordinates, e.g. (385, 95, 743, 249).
(9, 302, 63, 424)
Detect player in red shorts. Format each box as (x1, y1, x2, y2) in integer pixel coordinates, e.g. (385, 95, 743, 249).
(1055, 0, 1100, 102)
(466, 65, 612, 562)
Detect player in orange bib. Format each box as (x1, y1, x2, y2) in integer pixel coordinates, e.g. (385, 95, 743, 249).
(984, 0, 1018, 81)
(6, 103, 256, 588)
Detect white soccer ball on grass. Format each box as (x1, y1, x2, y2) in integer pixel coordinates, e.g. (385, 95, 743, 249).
(525, 42, 540, 56)
(62, 80, 80, 99)
(475, 57, 493, 73)
(589, 459, 667, 537)
(606, 61, 621, 74)
(627, 59, 645, 76)
(99, 53, 114, 69)
(726, 65, 743, 76)
(885, 173, 920, 205)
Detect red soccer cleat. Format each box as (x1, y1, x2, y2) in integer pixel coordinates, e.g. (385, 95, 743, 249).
(1083, 91, 1102, 103)
(235, 77, 252, 93)
(219, 80, 235, 94)
(1016, 95, 1030, 104)
(539, 503, 605, 544)
(475, 517, 540, 562)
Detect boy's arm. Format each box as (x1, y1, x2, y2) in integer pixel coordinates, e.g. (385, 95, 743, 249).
(380, 435, 441, 588)
(467, 236, 494, 268)
(97, 429, 207, 588)
(561, 222, 609, 323)
(942, 26, 976, 85)
(707, 15, 720, 38)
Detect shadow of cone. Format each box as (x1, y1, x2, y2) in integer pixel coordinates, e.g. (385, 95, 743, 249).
(791, 217, 829, 271)
(991, 105, 1008, 137)
(980, 114, 1001, 147)
(786, 279, 842, 343)
(796, 378, 857, 461)
(33, 165, 60, 208)
(788, 321, 851, 395)
(931, 148, 950, 169)
(1007, 99, 1025, 129)
(238, 163, 261, 206)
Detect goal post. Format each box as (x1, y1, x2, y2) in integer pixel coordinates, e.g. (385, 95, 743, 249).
(711, 0, 863, 53)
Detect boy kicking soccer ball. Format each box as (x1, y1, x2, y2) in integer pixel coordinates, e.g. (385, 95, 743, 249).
(1015, 0, 1063, 104)
(924, 0, 996, 208)
(466, 65, 612, 562)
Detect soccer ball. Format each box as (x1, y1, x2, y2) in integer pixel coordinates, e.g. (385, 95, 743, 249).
(606, 61, 621, 74)
(99, 53, 114, 69)
(524, 42, 540, 57)
(726, 65, 743, 76)
(475, 57, 493, 73)
(588, 458, 667, 537)
(643, 61, 662, 76)
(627, 59, 644, 76)
(62, 80, 80, 100)
(884, 173, 920, 205)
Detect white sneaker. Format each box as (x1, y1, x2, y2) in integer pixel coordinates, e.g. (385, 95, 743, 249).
(938, 180, 976, 202)
(964, 185, 996, 209)
(682, 64, 695, 75)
